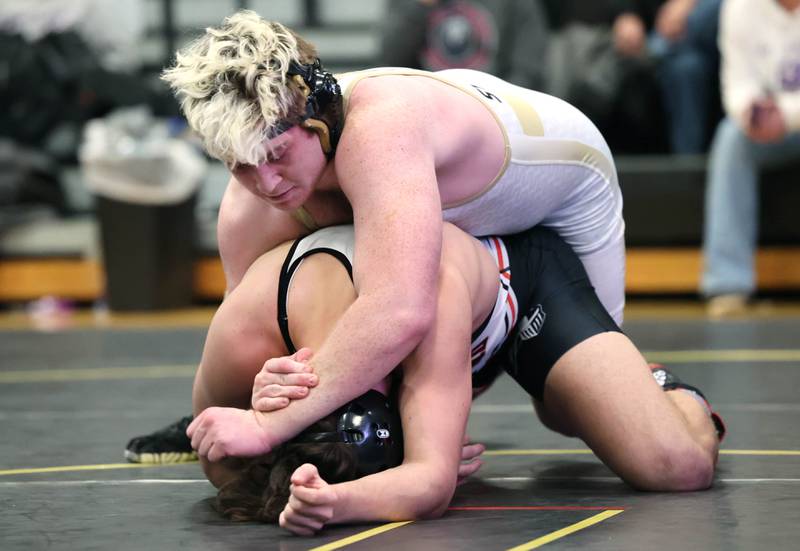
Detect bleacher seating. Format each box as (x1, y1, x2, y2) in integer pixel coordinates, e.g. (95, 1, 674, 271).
(1, 0, 799, 303)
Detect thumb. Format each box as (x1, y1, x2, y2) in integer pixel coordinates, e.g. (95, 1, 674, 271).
(293, 347, 314, 364)
(291, 463, 323, 488)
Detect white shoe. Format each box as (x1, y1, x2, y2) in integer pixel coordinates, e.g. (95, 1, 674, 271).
(707, 293, 749, 319)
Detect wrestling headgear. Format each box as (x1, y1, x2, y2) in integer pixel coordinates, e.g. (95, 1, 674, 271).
(285, 59, 343, 158)
(295, 390, 403, 477)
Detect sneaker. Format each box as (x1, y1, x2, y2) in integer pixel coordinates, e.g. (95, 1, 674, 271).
(707, 293, 748, 319)
(124, 415, 197, 464)
(650, 364, 727, 441)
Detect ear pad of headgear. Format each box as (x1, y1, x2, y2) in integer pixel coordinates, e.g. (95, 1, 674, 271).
(294, 389, 403, 476)
(287, 60, 343, 157)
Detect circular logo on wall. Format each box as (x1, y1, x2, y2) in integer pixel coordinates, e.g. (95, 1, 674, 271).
(422, 1, 497, 71)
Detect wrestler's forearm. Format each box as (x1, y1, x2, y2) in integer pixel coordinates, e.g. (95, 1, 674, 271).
(329, 462, 455, 524)
(326, 270, 474, 525)
(254, 294, 431, 448)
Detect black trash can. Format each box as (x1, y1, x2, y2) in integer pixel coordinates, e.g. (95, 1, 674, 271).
(96, 193, 196, 311)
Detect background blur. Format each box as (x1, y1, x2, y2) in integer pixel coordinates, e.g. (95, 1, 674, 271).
(1, 0, 798, 319)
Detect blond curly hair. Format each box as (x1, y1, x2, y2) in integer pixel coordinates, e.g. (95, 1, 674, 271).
(162, 10, 317, 166)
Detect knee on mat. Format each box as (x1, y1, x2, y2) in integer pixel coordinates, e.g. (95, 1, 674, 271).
(629, 443, 715, 492)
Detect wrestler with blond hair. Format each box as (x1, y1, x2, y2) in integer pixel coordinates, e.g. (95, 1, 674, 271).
(150, 10, 638, 460)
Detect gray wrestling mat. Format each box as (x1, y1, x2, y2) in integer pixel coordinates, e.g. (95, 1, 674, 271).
(2, 310, 799, 550)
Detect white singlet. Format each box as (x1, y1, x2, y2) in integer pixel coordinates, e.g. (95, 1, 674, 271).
(337, 68, 626, 324)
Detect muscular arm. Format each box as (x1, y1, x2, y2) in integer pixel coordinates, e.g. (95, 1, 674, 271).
(252, 88, 445, 449)
(295, 265, 474, 524)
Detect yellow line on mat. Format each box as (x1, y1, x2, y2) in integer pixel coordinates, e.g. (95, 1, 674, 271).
(720, 450, 800, 456)
(644, 349, 800, 363)
(0, 365, 196, 383)
(483, 449, 800, 457)
(3, 449, 798, 477)
(0, 462, 194, 476)
(506, 510, 624, 550)
(308, 521, 413, 551)
(2, 348, 797, 385)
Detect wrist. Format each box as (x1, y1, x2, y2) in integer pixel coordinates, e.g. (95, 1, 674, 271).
(250, 409, 276, 454)
(327, 482, 351, 524)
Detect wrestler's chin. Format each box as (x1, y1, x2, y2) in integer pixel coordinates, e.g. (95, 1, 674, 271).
(261, 186, 309, 211)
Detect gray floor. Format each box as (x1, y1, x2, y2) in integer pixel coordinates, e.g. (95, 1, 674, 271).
(2, 314, 800, 550)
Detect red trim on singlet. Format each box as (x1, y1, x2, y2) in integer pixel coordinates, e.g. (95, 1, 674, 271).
(488, 236, 516, 324)
(506, 293, 517, 324)
(491, 237, 504, 265)
(490, 237, 511, 281)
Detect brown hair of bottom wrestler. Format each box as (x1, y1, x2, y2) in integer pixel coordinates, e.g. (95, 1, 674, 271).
(215, 415, 358, 523)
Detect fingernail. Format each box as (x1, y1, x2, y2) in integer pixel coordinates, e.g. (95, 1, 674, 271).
(309, 375, 318, 384)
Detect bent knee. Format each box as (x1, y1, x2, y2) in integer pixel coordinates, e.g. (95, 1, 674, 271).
(627, 444, 716, 492)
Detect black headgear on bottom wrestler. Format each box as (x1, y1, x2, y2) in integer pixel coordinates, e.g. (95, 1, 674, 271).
(293, 389, 404, 477)
(215, 389, 403, 523)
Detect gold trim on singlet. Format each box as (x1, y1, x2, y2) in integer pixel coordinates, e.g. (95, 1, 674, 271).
(291, 206, 319, 232)
(504, 94, 544, 137)
(508, 137, 618, 188)
(338, 68, 539, 206)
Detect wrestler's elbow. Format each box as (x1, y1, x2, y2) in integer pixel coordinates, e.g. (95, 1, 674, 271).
(397, 464, 456, 520)
(400, 307, 435, 353)
(416, 470, 457, 519)
(376, 296, 435, 348)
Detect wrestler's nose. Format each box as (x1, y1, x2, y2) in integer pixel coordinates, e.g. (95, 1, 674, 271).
(255, 164, 283, 193)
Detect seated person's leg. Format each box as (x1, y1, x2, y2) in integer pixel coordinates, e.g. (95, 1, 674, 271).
(494, 227, 721, 491)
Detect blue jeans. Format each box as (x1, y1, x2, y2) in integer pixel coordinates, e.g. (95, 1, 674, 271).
(701, 117, 800, 297)
(650, 0, 722, 154)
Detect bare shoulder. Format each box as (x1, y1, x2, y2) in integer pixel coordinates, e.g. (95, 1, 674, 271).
(336, 76, 439, 198)
(340, 74, 480, 179)
(286, 253, 357, 350)
(345, 75, 437, 130)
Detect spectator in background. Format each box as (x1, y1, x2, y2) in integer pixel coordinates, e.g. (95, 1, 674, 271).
(379, 0, 550, 90)
(701, 0, 800, 317)
(541, 0, 668, 154)
(0, 0, 178, 162)
(649, 0, 723, 154)
(0, 0, 145, 71)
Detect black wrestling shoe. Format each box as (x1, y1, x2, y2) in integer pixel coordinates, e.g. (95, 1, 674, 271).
(124, 415, 197, 464)
(650, 364, 727, 441)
